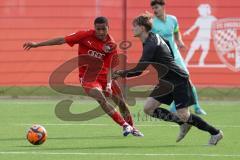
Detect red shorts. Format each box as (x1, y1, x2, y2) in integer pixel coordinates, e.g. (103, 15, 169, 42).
(80, 78, 121, 97)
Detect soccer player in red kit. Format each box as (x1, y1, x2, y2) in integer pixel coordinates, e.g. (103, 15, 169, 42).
(23, 16, 143, 137)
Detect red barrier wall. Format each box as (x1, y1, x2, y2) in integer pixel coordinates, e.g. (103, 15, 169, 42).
(0, 0, 240, 87)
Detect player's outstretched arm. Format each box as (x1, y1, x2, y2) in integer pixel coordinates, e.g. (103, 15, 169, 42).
(23, 37, 65, 51)
(113, 62, 149, 79)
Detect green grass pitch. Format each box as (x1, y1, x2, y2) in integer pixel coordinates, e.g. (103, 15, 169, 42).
(0, 99, 239, 160)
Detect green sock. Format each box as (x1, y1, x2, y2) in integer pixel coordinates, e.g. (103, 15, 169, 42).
(192, 86, 201, 110)
(169, 101, 176, 112)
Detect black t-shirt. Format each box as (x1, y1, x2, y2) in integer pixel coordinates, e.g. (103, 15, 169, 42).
(122, 33, 188, 81)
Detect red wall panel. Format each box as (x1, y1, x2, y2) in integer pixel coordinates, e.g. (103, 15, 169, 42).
(0, 0, 239, 87)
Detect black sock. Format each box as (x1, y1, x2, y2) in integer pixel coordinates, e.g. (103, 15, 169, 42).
(187, 114, 219, 135)
(153, 108, 183, 125)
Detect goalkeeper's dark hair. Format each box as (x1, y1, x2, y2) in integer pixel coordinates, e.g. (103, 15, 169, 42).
(94, 16, 109, 26)
(132, 13, 153, 32)
(150, 0, 165, 6)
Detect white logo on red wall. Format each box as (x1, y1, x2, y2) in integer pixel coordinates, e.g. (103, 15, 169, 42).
(184, 4, 217, 67)
(212, 18, 240, 72)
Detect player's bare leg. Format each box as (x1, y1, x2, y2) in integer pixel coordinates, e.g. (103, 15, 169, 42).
(111, 93, 144, 137)
(87, 88, 133, 136)
(176, 107, 223, 145)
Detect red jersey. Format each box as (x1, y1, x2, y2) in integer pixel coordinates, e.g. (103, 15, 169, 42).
(64, 30, 118, 81)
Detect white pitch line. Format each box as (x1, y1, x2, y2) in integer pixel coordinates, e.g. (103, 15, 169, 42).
(0, 151, 239, 157)
(17, 123, 240, 128)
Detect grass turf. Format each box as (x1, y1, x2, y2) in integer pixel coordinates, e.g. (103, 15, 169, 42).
(0, 99, 239, 160)
(1, 86, 240, 100)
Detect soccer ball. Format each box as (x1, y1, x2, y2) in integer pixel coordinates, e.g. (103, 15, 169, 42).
(26, 125, 47, 145)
